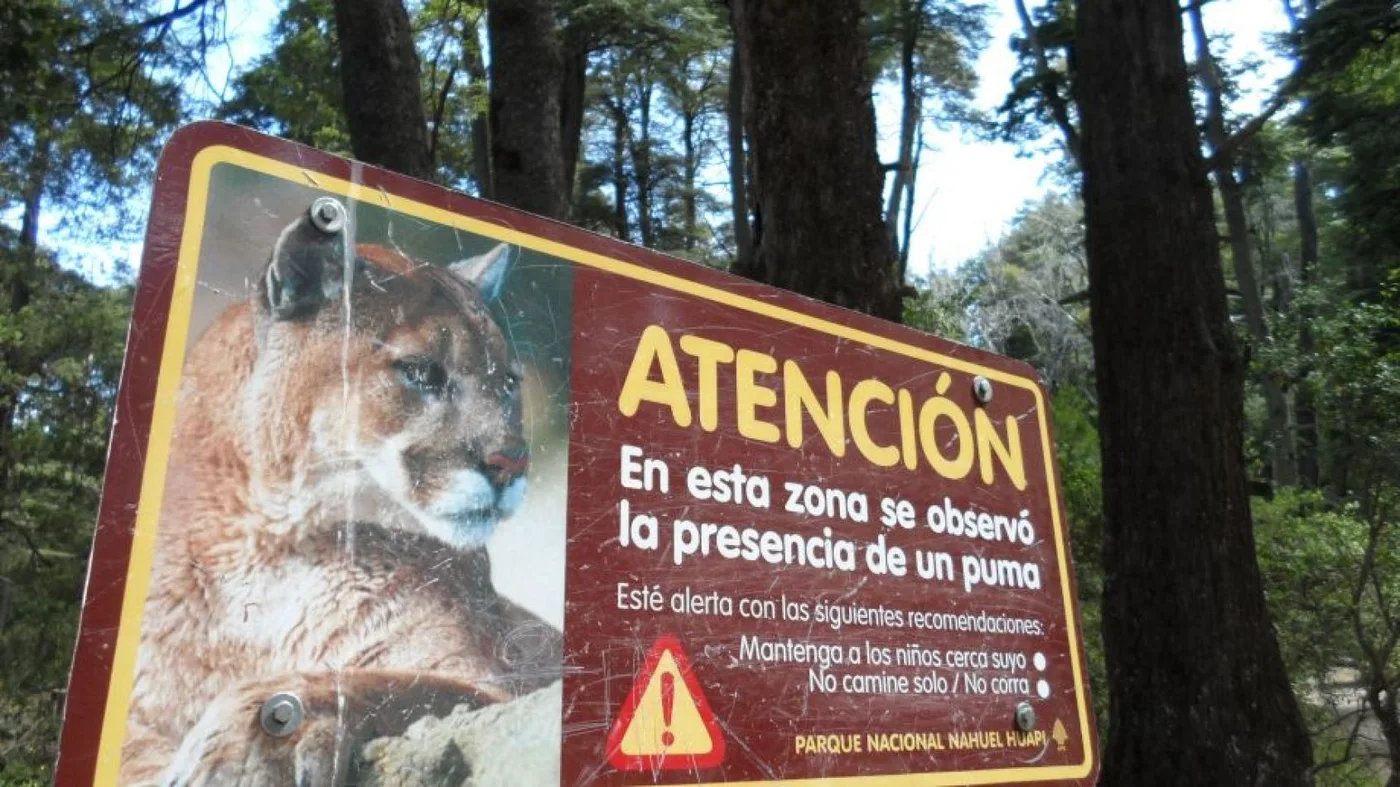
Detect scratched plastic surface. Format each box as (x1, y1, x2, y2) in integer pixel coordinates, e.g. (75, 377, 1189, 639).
(54, 123, 1099, 787)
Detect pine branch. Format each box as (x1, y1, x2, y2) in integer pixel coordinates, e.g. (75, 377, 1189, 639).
(1013, 0, 1081, 164)
(136, 0, 216, 32)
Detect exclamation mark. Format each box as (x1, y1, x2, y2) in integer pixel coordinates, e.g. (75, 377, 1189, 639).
(660, 672, 676, 747)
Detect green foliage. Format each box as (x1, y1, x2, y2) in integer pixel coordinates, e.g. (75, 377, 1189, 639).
(219, 0, 352, 157)
(1255, 489, 1395, 786)
(866, 0, 989, 125)
(1298, 20, 1400, 298)
(903, 271, 972, 340)
(1050, 386, 1107, 736)
(1245, 258, 1400, 781)
(1312, 290, 1400, 491)
(998, 0, 1075, 148)
(0, 233, 130, 783)
(569, 0, 733, 263)
(221, 0, 488, 191)
(0, 3, 184, 779)
(0, 0, 1397, 779)
(0, 0, 195, 239)
(959, 193, 1092, 389)
(1256, 491, 1367, 685)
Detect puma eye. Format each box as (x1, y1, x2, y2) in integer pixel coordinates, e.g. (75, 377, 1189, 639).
(394, 357, 449, 396)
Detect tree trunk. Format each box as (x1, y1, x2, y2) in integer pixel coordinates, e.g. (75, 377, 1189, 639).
(682, 107, 698, 252)
(426, 63, 459, 167)
(332, 0, 433, 181)
(608, 89, 630, 242)
(1293, 160, 1320, 488)
(1189, 5, 1298, 489)
(724, 23, 753, 268)
(884, 0, 920, 261)
(900, 126, 921, 281)
(18, 153, 43, 264)
(1226, 169, 1299, 489)
(486, 0, 567, 219)
(632, 74, 655, 248)
(559, 38, 589, 203)
(1075, 0, 1315, 782)
(735, 0, 901, 321)
(463, 27, 493, 198)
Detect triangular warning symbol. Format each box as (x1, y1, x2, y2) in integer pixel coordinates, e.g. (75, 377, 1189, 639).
(606, 634, 726, 770)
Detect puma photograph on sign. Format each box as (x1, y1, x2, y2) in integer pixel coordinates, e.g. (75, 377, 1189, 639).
(117, 169, 570, 784)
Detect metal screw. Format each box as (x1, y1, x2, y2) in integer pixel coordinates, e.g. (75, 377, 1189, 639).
(259, 692, 303, 738)
(972, 375, 994, 405)
(309, 197, 346, 234)
(1015, 701, 1037, 732)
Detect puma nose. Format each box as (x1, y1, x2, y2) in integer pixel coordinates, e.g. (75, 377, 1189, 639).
(482, 444, 529, 488)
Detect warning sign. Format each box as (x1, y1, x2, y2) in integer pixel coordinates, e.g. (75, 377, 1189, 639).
(52, 123, 1097, 787)
(606, 635, 725, 770)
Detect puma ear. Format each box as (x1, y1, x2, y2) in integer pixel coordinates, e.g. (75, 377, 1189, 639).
(262, 206, 347, 320)
(449, 243, 513, 301)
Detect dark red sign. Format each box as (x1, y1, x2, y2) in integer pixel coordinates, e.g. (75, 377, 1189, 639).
(56, 122, 1097, 787)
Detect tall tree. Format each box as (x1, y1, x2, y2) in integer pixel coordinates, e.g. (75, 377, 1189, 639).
(219, 0, 349, 155)
(1074, 0, 1314, 781)
(1281, 0, 1323, 492)
(0, 241, 129, 781)
(662, 50, 720, 255)
(1188, 5, 1298, 489)
(0, 0, 197, 251)
(1291, 158, 1321, 489)
(732, 0, 902, 320)
(724, 6, 753, 270)
(963, 194, 1092, 391)
(1003, 0, 1079, 165)
(486, 0, 569, 218)
(331, 0, 434, 180)
(0, 5, 212, 776)
(867, 0, 985, 273)
(223, 0, 485, 191)
(1295, 0, 1400, 302)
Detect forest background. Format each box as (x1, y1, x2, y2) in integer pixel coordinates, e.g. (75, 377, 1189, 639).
(0, 0, 1397, 784)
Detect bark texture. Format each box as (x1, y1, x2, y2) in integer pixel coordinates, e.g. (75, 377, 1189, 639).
(486, 0, 568, 220)
(332, 0, 433, 181)
(733, 0, 902, 322)
(1075, 0, 1315, 782)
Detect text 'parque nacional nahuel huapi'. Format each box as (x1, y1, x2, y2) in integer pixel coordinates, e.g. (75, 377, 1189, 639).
(55, 123, 1098, 787)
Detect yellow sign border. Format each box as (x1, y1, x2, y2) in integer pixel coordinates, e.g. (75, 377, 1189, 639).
(93, 143, 1096, 785)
